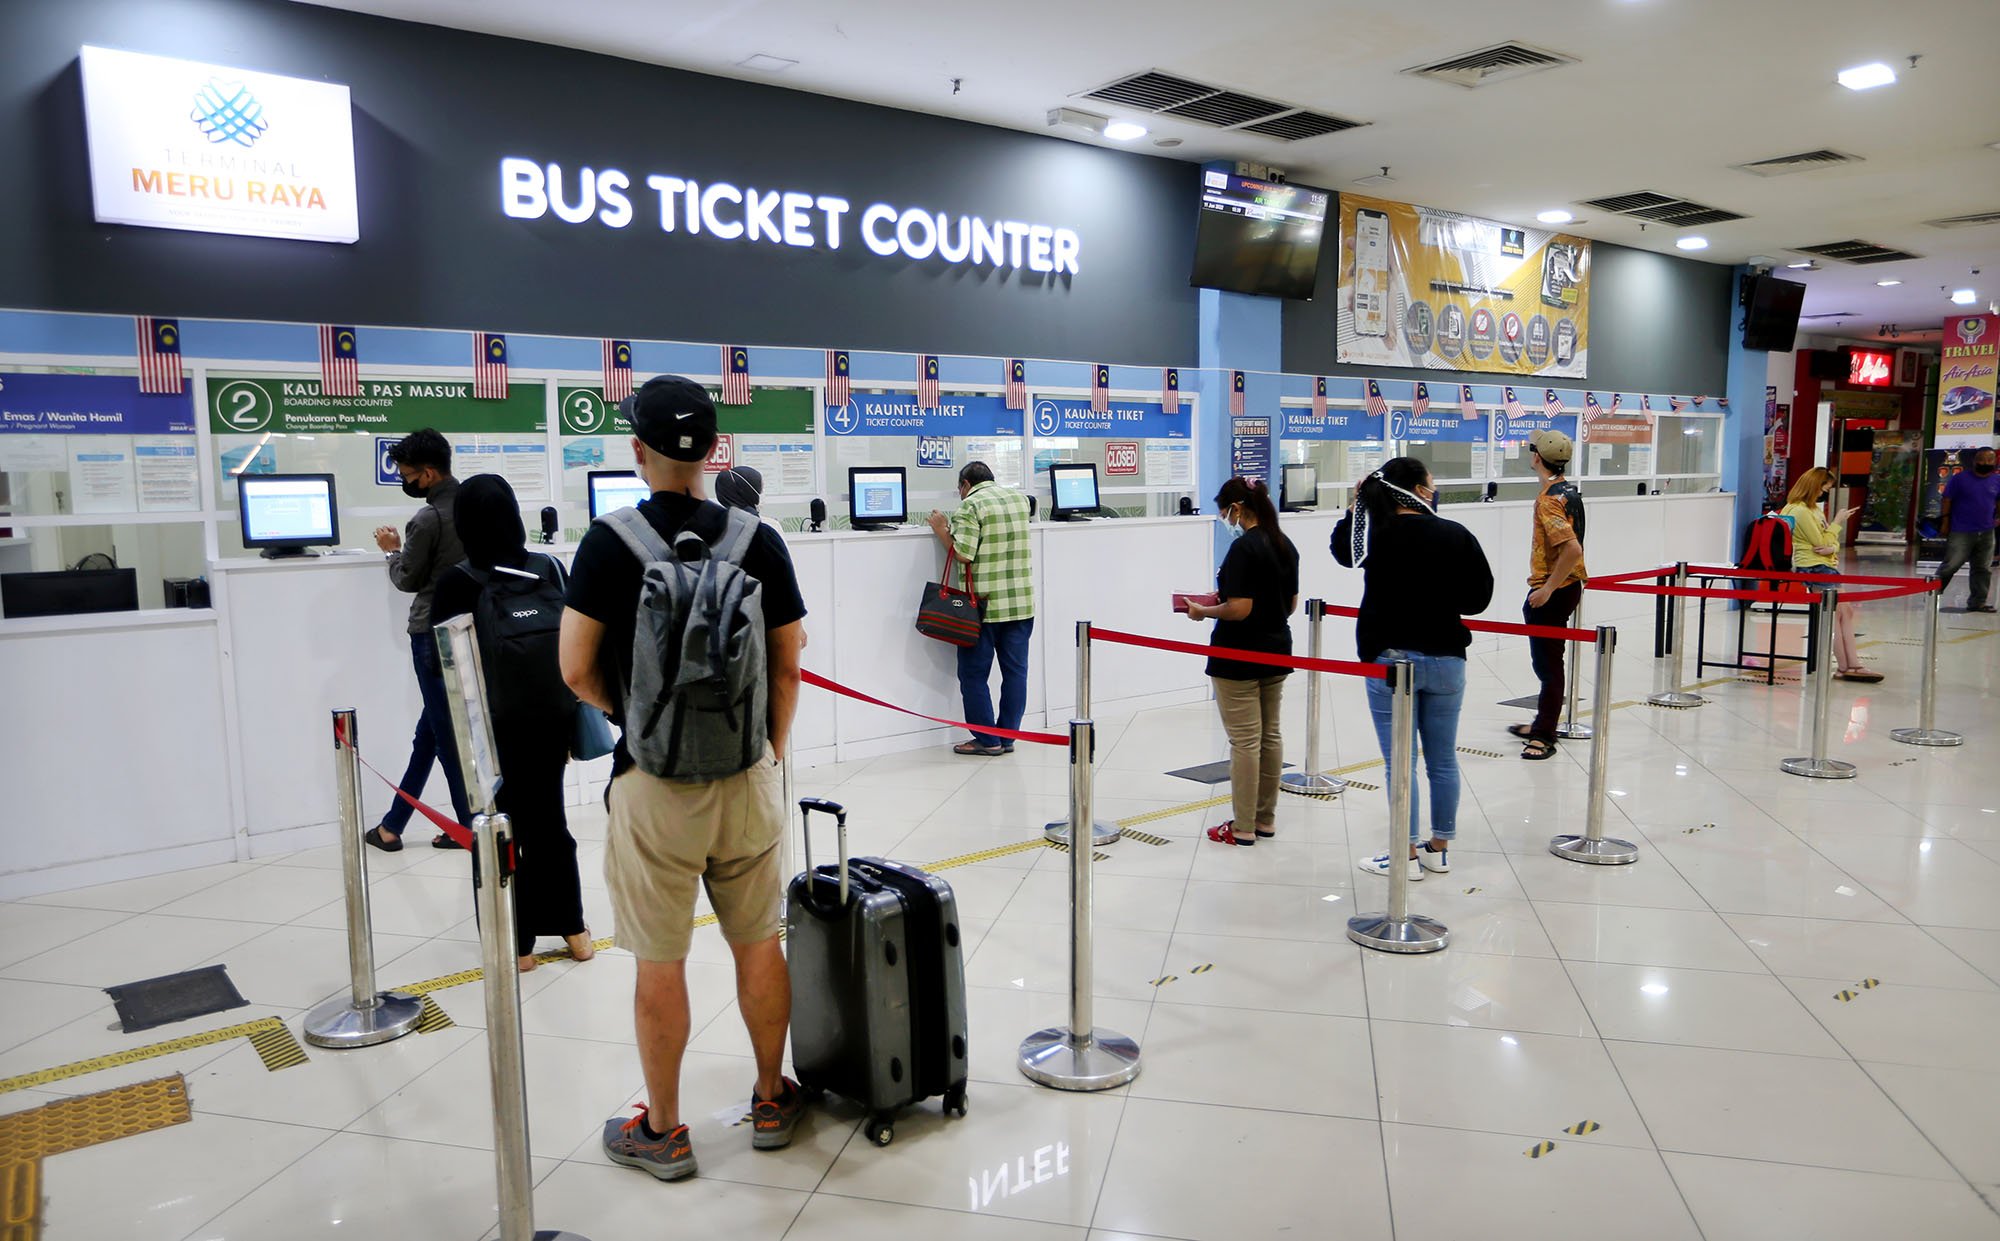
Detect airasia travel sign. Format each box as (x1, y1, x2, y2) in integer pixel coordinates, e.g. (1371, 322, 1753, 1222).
(1848, 349, 1892, 387)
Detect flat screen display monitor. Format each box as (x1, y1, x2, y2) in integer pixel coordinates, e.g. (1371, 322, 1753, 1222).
(1, 568, 139, 619)
(848, 467, 907, 530)
(1190, 170, 1331, 300)
(1742, 275, 1807, 352)
(587, 471, 653, 520)
(1280, 462, 1319, 512)
(238, 473, 338, 558)
(1049, 463, 1101, 519)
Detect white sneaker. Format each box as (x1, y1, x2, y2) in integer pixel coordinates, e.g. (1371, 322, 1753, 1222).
(1417, 843, 1451, 874)
(1357, 853, 1424, 881)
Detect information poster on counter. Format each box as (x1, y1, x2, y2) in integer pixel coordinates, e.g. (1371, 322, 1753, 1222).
(453, 439, 549, 502)
(135, 437, 201, 510)
(68, 440, 137, 512)
(736, 439, 816, 495)
(1145, 441, 1193, 488)
(1231, 417, 1272, 482)
(0, 373, 198, 513)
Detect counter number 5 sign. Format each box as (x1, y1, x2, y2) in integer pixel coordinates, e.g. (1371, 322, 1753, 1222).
(1105, 441, 1139, 476)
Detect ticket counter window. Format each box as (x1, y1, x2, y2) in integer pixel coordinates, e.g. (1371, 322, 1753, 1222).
(1652, 415, 1722, 479)
(1408, 439, 1479, 485)
(1276, 438, 1388, 510)
(0, 521, 207, 614)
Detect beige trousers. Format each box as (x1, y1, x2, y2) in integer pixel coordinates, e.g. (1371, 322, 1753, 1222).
(1212, 675, 1286, 832)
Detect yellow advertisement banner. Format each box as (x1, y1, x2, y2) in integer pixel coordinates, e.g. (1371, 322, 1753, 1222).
(1336, 191, 1591, 379)
(1935, 313, 1996, 449)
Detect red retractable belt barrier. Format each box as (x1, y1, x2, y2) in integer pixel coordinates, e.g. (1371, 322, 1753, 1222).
(1588, 566, 1678, 586)
(1684, 564, 1926, 589)
(801, 669, 1068, 745)
(334, 715, 478, 851)
(1088, 627, 1389, 679)
(1317, 603, 1594, 644)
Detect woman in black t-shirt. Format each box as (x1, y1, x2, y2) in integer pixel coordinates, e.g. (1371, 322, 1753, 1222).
(1331, 457, 1494, 882)
(1187, 477, 1300, 846)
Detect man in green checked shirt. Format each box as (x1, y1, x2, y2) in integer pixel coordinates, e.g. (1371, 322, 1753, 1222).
(927, 461, 1035, 756)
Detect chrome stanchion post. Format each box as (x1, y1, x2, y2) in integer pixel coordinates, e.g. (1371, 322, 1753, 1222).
(1347, 660, 1449, 953)
(1781, 587, 1858, 779)
(1283, 598, 1347, 797)
(1045, 620, 1120, 846)
(1551, 627, 1639, 864)
(1555, 597, 1593, 740)
(304, 709, 423, 1049)
(1892, 580, 1963, 748)
(1018, 717, 1142, 1091)
(1648, 562, 1705, 709)
(435, 617, 592, 1241)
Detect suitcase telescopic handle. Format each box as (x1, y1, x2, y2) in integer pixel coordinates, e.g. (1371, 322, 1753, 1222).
(798, 797, 849, 906)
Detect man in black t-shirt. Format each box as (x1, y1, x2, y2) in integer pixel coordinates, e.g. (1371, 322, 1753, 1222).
(560, 376, 808, 1180)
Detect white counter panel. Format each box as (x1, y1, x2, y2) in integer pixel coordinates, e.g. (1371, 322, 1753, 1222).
(1040, 518, 1214, 715)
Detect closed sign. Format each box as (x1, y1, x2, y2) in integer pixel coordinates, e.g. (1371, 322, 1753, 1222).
(1104, 441, 1139, 475)
(704, 433, 734, 473)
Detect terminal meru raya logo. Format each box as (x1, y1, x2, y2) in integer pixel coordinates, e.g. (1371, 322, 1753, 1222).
(190, 79, 269, 148)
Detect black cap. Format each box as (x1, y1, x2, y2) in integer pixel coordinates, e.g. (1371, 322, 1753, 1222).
(622, 375, 716, 462)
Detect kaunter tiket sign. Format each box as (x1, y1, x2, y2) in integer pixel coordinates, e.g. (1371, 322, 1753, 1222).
(78, 45, 359, 244)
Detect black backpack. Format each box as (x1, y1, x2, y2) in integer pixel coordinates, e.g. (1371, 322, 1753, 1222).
(467, 554, 576, 737)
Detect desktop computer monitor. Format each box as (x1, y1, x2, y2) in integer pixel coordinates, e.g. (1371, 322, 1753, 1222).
(238, 474, 339, 558)
(1280, 463, 1319, 512)
(1, 568, 139, 618)
(587, 471, 653, 520)
(848, 467, 907, 530)
(1049, 463, 1101, 520)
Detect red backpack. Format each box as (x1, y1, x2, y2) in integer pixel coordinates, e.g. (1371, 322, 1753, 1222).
(1737, 512, 1794, 590)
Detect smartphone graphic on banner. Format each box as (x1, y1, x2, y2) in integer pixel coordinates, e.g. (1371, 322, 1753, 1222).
(1353, 208, 1390, 338)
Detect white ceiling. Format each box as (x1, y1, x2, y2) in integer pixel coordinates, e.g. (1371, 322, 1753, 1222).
(304, 0, 2000, 342)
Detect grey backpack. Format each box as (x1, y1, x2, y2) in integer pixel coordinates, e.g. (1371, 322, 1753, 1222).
(601, 503, 768, 781)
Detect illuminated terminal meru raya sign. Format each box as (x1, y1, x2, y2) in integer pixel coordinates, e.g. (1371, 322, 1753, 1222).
(499, 158, 1083, 274)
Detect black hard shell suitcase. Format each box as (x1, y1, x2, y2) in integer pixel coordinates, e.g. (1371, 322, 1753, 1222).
(785, 797, 969, 1147)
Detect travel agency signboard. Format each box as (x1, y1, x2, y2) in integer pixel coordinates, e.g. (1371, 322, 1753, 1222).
(1936, 314, 1996, 449)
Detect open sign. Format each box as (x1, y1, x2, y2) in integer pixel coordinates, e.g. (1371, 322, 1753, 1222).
(1104, 441, 1140, 475)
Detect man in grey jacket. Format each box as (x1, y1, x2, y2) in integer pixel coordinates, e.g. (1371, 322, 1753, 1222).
(364, 429, 472, 852)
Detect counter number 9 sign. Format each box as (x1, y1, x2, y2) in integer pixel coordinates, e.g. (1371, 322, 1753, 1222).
(1032, 400, 1061, 437)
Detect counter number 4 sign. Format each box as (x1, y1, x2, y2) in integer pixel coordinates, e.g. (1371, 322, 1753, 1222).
(1105, 441, 1140, 476)
(704, 433, 734, 473)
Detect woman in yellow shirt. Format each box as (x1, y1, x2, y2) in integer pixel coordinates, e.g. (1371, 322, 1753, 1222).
(1780, 467, 1882, 682)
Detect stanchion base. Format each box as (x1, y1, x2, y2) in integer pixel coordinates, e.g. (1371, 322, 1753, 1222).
(1043, 818, 1121, 846)
(1554, 722, 1595, 741)
(1549, 834, 1641, 865)
(533, 1232, 594, 1240)
(1646, 692, 1706, 709)
(1279, 772, 1347, 798)
(1017, 1026, 1141, 1091)
(303, 991, 423, 1049)
(1346, 913, 1450, 954)
(1779, 756, 1858, 780)
(1889, 727, 1964, 748)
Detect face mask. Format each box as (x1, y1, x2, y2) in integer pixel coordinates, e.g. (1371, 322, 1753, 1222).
(1977, 463, 1996, 476)
(1219, 507, 1243, 540)
(401, 477, 427, 498)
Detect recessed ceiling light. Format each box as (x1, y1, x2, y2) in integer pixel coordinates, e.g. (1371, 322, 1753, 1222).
(1154, 137, 1183, 149)
(1536, 209, 1574, 224)
(1876, 279, 1903, 287)
(1102, 120, 1148, 142)
(1676, 236, 1709, 251)
(1952, 288, 1978, 304)
(1837, 62, 1897, 91)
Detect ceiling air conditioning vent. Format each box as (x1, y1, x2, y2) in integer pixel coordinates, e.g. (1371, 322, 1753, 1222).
(1402, 42, 1577, 89)
(1578, 191, 1746, 226)
(1239, 110, 1367, 141)
(1733, 149, 1863, 177)
(1793, 240, 1921, 264)
(1084, 72, 1212, 113)
(1164, 90, 1290, 128)
(1923, 210, 2000, 229)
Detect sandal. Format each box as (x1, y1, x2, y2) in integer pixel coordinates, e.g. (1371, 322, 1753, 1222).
(363, 826, 402, 853)
(954, 740, 1005, 757)
(1254, 825, 1276, 839)
(1520, 738, 1557, 761)
(1836, 669, 1884, 683)
(1205, 823, 1256, 846)
(1507, 723, 1535, 739)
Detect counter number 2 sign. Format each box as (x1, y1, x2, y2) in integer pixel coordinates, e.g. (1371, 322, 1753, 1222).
(704, 433, 734, 473)
(1105, 441, 1140, 476)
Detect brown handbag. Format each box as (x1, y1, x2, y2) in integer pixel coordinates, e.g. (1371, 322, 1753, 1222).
(915, 550, 983, 646)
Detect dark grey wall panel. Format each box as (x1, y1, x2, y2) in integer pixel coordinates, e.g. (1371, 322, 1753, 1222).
(0, 0, 1199, 364)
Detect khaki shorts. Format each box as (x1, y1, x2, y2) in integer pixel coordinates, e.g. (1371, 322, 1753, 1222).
(604, 747, 785, 962)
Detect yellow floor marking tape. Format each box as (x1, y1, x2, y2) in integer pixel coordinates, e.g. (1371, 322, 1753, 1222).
(1457, 746, 1505, 760)
(1149, 975, 1177, 988)
(1187, 962, 1214, 975)
(0, 1075, 190, 1165)
(1115, 795, 1233, 829)
(1562, 1119, 1601, 1136)
(3, 1158, 39, 1240)
(1341, 779, 1381, 793)
(921, 839, 1049, 872)
(1525, 1140, 1558, 1158)
(1043, 841, 1110, 862)
(1946, 629, 2000, 645)
(1118, 829, 1173, 847)
(1861, 977, 1881, 989)
(413, 996, 455, 1035)
(0, 1017, 301, 1097)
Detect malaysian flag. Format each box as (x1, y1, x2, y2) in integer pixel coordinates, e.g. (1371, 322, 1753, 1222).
(1005, 359, 1027, 410)
(1583, 392, 1605, 423)
(602, 340, 633, 403)
(1459, 385, 1478, 422)
(721, 346, 752, 404)
(1609, 393, 1624, 416)
(1693, 395, 1708, 408)
(1641, 394, 1657, 425)
(1544, 388, 1565, 416)
(1230, 370, 1246, 416)
(1162, 367, 1180, 414)
(1670, 395, 1689, 412)
(917, 354, 940, 409)
(1364, 379, 1389, 419)
(1091, 364, 1109, 412)
(825, 349, 851, 408)
(1717, 397, 1730, 410)
(319, 325, 359, 397)
(473, 332, 508, 400)
(1412, 382, 1431, 419)
(135, 317, 182, 394)
(1312, 377, 1328, 419)
(1503, 386, 1527, 420)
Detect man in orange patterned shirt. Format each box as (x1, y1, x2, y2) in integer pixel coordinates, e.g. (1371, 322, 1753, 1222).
(1514, 430, 1587, 760)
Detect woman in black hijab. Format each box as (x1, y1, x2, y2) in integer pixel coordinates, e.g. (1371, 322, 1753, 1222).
(433, 474, 593, 972)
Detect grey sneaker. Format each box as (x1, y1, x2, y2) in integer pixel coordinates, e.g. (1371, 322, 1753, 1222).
(752, 1078, 804, 1150)
(603, 1105, 696, 1181)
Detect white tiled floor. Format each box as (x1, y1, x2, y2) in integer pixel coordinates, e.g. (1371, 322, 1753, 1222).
(4, 585, 2000, 1238)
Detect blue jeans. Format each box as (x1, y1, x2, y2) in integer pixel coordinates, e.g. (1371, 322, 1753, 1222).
(958, 617, 1034, 745)
(1364, 651, 1466, 842)
(380, 631, 473, 834)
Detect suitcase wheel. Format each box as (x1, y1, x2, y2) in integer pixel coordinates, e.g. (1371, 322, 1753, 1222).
(867, 1115, 895, 1147)
(943, 1084, 968, 1118)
